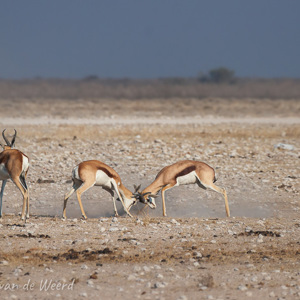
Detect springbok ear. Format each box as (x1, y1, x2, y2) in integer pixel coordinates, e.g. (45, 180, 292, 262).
(149, 194, 158, 198)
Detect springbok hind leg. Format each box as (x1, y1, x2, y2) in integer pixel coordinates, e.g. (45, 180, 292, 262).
(24, 171, 29, 218)
(75, 180, 95, 219)
(20, 174, 29, 218)
(11, 176, 28, 220)
(207, 182, 230, 217)
(0, 180, 7, 218)
(63, 180, 82, 219)
(63, 188, 75, 219)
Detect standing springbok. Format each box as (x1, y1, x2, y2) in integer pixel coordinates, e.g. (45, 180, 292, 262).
(63, 160, 138, 219)
(135, 160, 230, 217)
(0, 129, 30, 220)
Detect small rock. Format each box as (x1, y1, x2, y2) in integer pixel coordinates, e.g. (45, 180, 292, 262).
(89, 272, 98, 279)
(257, 234, 264, 243)
(176, 296, 188, 300)
(154, 282, 167, 288)
(193, 251, 202, 258)
(133, 266, 141, 272)
(87, 280, 94, 286)
(274, 143, 294, 151)
(109, 227, 119, 232)
(127, 274, 136, 281)
(81, 264, 88, 270)
(143, 266, 151, 272)
(238, 285, 248, 291)
(269, 291, 276, 297)
(265, 276, 271, 281)
(170, 219, 180, 225)
(80, 292, 88, 298)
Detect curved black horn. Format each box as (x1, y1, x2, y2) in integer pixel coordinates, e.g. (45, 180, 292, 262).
(10, 129, 17, 148)
(142, 192, 151, 196)
(2, 129, 10, 146)
(132, 191, 146, 203)
(133, 184, 141, 193)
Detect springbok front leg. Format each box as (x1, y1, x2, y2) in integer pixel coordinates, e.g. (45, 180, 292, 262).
(63, 185, 77, 219)
(102, 186, 118, 217)
(161, 183, 176, 217)
(207, 183, 230, 217)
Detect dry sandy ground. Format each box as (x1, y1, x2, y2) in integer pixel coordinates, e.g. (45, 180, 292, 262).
(0, 98, 299, 299)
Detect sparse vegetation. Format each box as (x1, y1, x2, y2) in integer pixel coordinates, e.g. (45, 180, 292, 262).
(0, 77, 300, 100)
(199, 67, 236, 83)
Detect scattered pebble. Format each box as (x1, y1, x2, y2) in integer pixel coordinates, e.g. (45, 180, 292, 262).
(154, 282, 168, 288)
(238, 285, 248, 291)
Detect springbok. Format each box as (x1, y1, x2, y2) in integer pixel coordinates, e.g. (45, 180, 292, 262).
(135, 160, 230, 217)
(63, 160, 139, 219)
(0, 129, 30, 220)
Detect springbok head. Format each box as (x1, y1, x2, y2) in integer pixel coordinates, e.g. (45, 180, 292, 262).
(1, 129, 17, 150)
(132, 184, 157, 209)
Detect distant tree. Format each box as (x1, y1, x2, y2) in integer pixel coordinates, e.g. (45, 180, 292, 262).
(199, 67, 235, 83)
(83, 75, 99, 81)
(209, 67, 235, 83)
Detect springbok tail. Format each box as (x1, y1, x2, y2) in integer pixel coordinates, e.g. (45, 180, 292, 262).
(20, 173, 28, 190)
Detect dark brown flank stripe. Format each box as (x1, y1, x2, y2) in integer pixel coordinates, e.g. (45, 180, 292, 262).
(96, 166, 118, 180)
(175, 166, 196, 180)
(78, 163, 119, 182)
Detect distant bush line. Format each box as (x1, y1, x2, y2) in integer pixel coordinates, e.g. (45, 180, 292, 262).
(0, 78, 300, 100)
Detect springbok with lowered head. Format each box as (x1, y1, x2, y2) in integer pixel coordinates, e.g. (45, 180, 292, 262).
(63, 160, 140, 219)
(135, 160, 230, 217)
(0, 129, 30, 220)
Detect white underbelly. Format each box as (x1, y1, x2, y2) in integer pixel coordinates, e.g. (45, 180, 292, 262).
(0, 163, 10, 180)
(72, 167, 114, 188)
(95, 170, 113, 188)
(176, 170, 198, 186)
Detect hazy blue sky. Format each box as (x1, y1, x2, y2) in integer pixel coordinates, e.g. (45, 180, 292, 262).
(1, 1, 300, 79)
